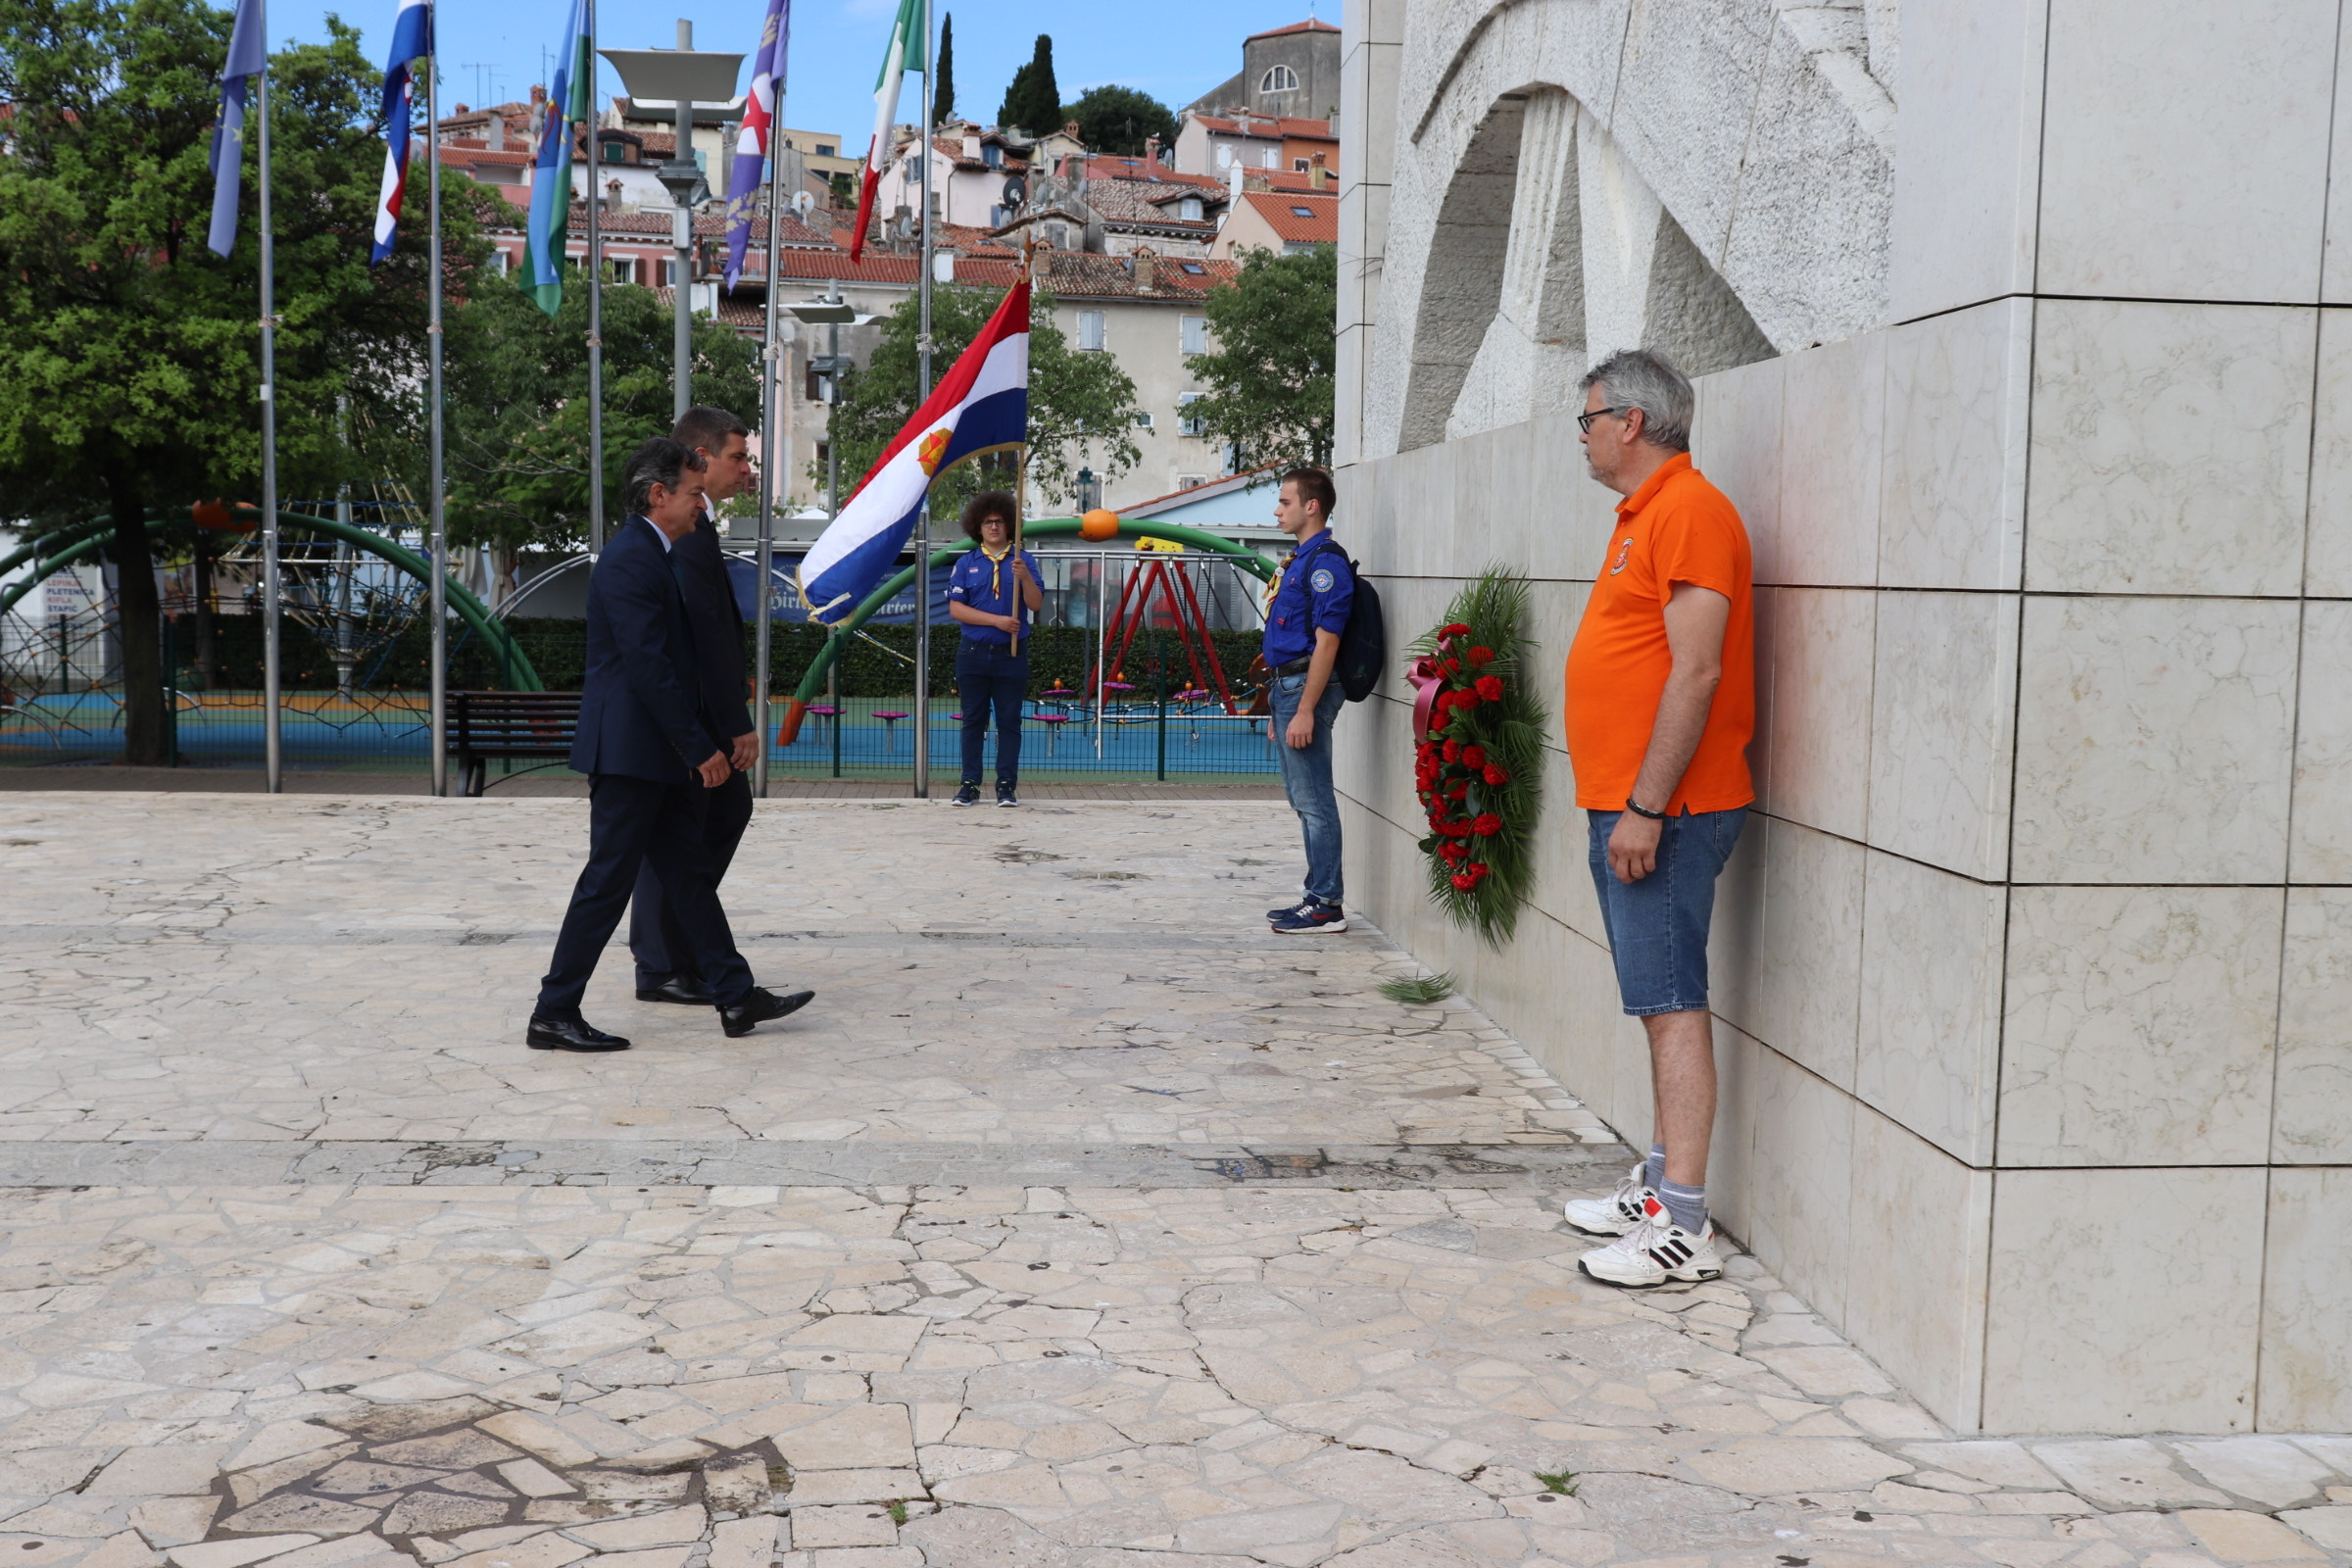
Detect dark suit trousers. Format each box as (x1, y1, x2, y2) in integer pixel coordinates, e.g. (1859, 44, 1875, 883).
(628, 766, 753, 985)
(538, 773, 756, 1015)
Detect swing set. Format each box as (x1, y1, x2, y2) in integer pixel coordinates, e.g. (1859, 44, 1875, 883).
(1080, 549, 1244, 713)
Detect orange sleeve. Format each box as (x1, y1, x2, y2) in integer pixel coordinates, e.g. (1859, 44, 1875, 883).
(1651, 497, 1740, 601)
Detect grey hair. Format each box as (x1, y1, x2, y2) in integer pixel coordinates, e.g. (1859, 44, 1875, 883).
(1580, 348, 1693, 453)
(623, 436, 707, 515)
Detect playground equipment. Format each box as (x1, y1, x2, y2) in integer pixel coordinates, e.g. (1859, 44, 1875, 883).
(1080, 547, 1242, 713)
(772, 514, 1276, 746)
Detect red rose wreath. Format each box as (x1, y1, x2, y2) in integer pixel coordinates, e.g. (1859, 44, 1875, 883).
(1405, 570, 1545, 944)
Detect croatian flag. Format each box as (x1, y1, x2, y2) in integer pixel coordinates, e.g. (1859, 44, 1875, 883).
(797, 279, 1030, 623)
(722, 0, 791, 289)
(370, 0, 432, 265)
(204, 0, 267, 259)
(848, 0, 924, 265)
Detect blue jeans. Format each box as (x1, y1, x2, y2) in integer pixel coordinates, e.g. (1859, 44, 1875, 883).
(1587, 807, 1747, 1015)
(1270, 672, 1346, 906)
(956, 643, 1028, 784)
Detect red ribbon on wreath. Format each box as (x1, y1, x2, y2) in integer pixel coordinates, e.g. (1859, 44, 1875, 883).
(1407, 626, 1470, 743)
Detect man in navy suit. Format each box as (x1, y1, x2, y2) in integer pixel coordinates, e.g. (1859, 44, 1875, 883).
(627, 406, 758, 1006)
(528, 438, 814, 1053)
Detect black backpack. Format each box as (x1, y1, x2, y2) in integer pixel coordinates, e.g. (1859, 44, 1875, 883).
(1336, 560, 1385, 703)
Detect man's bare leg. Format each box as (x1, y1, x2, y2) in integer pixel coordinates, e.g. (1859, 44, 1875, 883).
(1645, 1008, 1715, 1188)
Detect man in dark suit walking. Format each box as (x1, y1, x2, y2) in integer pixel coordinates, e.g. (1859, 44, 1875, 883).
(629, 406, 759, 1006)
(528, 438, 814, 1053)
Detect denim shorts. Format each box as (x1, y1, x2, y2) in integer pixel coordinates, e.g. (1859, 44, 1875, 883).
(1587, 807, 1747, 1015)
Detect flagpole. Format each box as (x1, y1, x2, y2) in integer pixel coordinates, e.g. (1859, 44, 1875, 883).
(258, 28, 282, 795)
(910, 0, 933, 800)
(753, 1, 791, 799)
(426, 26, 449, 799)
(586, 0, 605, 556)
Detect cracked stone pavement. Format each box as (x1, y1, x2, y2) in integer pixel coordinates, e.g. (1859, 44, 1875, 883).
(0, 793, 2346, 1568)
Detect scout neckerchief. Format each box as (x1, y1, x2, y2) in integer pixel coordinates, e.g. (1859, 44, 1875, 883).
(1265, 530, 1336, 614)
(979, 539, 1017, 618)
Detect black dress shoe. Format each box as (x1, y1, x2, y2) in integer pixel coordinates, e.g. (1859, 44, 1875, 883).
(636, 975, 713, 1004)
(718, 986, 816, 1038)
(527, 1014, 631, 1052)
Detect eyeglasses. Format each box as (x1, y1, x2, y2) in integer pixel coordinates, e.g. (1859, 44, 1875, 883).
(1577, 405, 1630, 433)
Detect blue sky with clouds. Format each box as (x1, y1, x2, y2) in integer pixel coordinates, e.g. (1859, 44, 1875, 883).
(263, 0, 1320, 145)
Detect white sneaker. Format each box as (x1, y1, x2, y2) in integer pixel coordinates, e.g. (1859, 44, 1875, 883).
(1563, 1163, 1653, 1236)
(1578, 1197, 1722, 1288)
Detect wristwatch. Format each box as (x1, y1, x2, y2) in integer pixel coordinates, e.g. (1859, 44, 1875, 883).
(1624, 797, 1666, 821)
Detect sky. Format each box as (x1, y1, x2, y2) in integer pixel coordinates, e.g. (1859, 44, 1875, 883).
(260, 0, 1322, 144)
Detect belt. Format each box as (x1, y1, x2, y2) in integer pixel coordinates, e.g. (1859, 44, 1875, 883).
(1272, 657, 1312, 677)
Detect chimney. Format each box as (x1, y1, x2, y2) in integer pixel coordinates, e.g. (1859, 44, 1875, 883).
(1228, 162, 1244, 204)
(1310, 151, 1328, 192)
(1062, 120, 1081, 142)
(962, 129, 982, 162)
(1132, 245, 1155, 291)
(1144, 135, 1161, 172)
(531, 84, 547, 109)
(604, 176, 622, 212)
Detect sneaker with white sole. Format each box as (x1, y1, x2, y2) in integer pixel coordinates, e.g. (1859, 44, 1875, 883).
(1577, 1196, 1722, 1288)
(1270, 901, 1347, 934)
(1268, 898, 1315, 921)
(1563, 1163, 1653, 1237)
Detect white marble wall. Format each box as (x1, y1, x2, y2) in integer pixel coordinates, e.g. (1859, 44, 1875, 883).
(1340, 0, 2351, 1439)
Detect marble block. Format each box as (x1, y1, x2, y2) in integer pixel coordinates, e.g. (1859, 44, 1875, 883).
(2024, 299, 2313, 598)
(1841, 1103, 1992, 1433)
(1754, 818, 1866, 1092)
(2035, 0, 2333, 303)
(2304, 309, 2352, 594)
(2260, 1167, 2352, 1431)
(2276, 889, 2352, 1164)
(1776, 334, 1886, 588)
(1984, 1166, 2265, 1434)
(1867, 588, 2018, 881)
(2292, 602, 2352, 883)
(1705, 810, 1770, 1044)
(1880, 299, 2031, 592)
(2011, 594, 2298, 884)
(1887, 0, 2045, 321)
(1765, 588, 1877, 843)
(1692, 354, 1787, 589)
(1999, 885, 2281, 1168)
(1740, 1036, 1857, 1327)
(1856, 851, 2004, 1164)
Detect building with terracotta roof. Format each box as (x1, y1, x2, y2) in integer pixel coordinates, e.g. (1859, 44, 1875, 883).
(1210, 189, 1336, 260)
(1172, 111, 1339, 181)
(1185, 18, 1341, 122)
(869, 123, 1036, 233)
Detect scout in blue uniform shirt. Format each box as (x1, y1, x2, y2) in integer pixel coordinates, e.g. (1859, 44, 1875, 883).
(945, 490, 1044, 807)
(1261, 466, 1352, 934)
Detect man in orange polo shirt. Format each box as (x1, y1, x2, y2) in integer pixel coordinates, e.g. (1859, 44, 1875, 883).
(1556, 348, 1754, 1289)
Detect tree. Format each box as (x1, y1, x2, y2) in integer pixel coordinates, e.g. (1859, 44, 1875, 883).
(997, 34, 1060, 137)
(443, 276, 760, 562)
(0, 0, 494, 762)
(1065, 85, 1176, 158)
(826, 284, 1141, 516)
(932, 13, 955, 126)
(1186, 244, 1336, 470)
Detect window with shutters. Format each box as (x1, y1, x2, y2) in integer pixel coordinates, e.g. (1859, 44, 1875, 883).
(1076, 311, 1105, 352)
(1181, 316, 1207, 356)
(1178, 393, 1207, 437)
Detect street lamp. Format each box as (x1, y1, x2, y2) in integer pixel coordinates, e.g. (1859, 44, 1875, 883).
(601, 22, 742, 422)
(1075, 466, 1102, 514)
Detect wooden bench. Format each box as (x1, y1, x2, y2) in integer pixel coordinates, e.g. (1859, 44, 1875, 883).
(449, 689, 581, 796)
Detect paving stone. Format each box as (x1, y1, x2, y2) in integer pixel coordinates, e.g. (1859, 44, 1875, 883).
(2173, 1441, 2339, 1509)
(437, 1531, 590, 1568)
(218, 1497, 385, 1536)
(1902, 1442, 2065, 1491)
(376, 1494, 512, 1539)
(81, 1449, 229, 1498)
(558, 1511, 708, 1552)
(790, 1510, 899, 1551)
(166, 1538, 320, 1568)
(772, 1408, 916, 1472)
(309, 1464, 450, 1498)
(1681, 1438, 1911, 1495)
(2280, 1509, 2352, 1551)
(2178, 1510, 2328, 1562)
(2036, 1443, 2235, 1511)
(489, 1465, 571, 1502)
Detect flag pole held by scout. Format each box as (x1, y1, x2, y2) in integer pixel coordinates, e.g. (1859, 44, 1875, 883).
(1009, 236, 1036, 659)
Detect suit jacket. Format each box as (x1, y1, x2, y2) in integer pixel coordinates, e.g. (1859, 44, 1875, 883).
(673, 508, 754, 740)
(569, 516, 722, 781)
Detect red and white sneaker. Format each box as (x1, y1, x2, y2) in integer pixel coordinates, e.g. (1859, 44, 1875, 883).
(1563, 1163, 1653, 1237)
(1578, 1196, 1722, 1288)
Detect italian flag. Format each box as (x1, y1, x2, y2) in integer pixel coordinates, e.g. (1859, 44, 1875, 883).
(848, 0, 926, 264)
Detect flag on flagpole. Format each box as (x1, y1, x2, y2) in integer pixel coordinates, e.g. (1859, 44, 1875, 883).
(797, 280, 1028, 622)
(369, 0, 433, 265)
(205, 0, 268, 258)
(847, 0, 924, 266)
(521, 0, 592, 315)
(722, 0, 791, 289)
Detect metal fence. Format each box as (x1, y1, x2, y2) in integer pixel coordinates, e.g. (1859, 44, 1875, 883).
(0, 544, 1280, 781)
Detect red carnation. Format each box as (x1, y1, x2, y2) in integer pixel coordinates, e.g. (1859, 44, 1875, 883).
(1440, 843, 1467, 864)
(1441, 621, 1471, 637)
(1431, 707, 1451, 731)
(1460, 744, 1486, 768)
(1468, 647, 1494, 666)
(1444, 658, 1460, 675)
(1441, 738, 1460, 762)
(1452, 689, 1480, 713)
(1473, 812, 1502, 836)
(1450, 871, 1477, 890)
(1467, 861, 1491, 880)
(1475, 674, 1504, 702)
(1483, 764, 1510, 786)
(1446, 780, 1470, 800)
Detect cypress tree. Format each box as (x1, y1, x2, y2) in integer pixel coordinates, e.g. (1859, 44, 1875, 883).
(998, 34, 1060, 136)
(933, 14, 956, 126)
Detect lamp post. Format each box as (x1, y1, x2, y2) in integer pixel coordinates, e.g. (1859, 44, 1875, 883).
(1075, 466, 1101, 514)
(601, 23, 742, 422)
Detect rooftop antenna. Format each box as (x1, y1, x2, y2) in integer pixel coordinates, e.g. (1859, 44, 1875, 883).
(461, 63, 503, 105)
